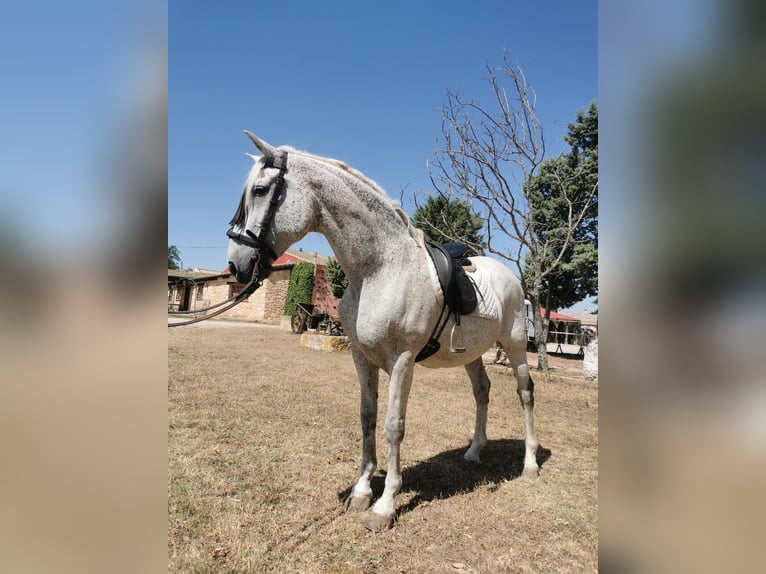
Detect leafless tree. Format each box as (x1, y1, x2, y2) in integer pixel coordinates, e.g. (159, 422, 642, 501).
(424, 52, 596, 370)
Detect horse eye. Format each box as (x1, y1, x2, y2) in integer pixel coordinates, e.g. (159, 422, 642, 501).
(252, 184, 269, 196)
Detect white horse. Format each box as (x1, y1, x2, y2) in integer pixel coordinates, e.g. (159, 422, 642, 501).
(226, 132, 539, 531)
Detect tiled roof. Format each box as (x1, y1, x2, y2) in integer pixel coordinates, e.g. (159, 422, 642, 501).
(541, 309, 579, 322)
(273, 249, 331, 267)
(168, 269, 227, 280)
(561, 311, 598, 326)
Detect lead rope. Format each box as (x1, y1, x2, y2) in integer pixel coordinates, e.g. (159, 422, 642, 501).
(168, 276, 261, 327)
(170, 282, 251, 315)
(169, 250, 263, 328)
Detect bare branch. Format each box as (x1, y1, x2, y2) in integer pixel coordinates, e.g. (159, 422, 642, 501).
(416, 53, 598, 370)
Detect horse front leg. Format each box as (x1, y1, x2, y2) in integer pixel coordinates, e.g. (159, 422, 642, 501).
(366, 351, 415, 532)
(348, 348, 379, 511)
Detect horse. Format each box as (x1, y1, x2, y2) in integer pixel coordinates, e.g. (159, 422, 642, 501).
(226, 132, 539, 531)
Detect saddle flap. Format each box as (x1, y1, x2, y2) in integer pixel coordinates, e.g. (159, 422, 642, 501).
(427, 241, 453, 295)
(418, 240, 480, 362)
(424, 240, 478, 316)
(450, 266, 478, 315)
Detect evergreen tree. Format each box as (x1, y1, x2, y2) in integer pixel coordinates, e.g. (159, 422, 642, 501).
(325, 257, 348, 299)
(525, 102, 598, 312)
(412, 196, 486, 255)
(168, 245, 182, 270)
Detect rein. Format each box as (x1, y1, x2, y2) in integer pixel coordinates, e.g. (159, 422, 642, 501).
(168, 149, 288, 328)
(168, 276, 261, 327)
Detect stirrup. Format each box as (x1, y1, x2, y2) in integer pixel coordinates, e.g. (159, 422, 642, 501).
(450, 323, 466, 353)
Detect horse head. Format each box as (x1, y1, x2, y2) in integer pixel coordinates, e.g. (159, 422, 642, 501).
(226, 132, 315, 283)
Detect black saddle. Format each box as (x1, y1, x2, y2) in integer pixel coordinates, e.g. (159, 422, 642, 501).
(416, 240, 478, 362)
(427, 241, 477, 316)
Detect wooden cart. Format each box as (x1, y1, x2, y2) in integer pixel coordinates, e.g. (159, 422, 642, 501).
(290, 303, 343, 336)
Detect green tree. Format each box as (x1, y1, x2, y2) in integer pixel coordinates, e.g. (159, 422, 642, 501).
(168, 245, 182, 270)
(427, 52, 597, 370)
(412, 196, 486, 255)
(525, 102, 598, 312)
(325, 257, 348, 299)
(284, 262, 314, 316)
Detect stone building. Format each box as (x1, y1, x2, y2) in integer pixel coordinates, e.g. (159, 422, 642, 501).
(167, 249, 342, 323)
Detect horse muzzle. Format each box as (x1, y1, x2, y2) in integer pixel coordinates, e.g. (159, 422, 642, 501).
(228, 259, 254, 284)
(228, 251, 274, 284)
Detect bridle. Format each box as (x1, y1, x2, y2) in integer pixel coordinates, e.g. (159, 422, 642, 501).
(225, 147, 288, 265)
(168, 149, 288, 328)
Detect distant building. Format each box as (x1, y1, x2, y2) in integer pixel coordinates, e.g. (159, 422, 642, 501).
(525, 301, 584, 344)
(167, 249, 342, 323)
(563, 311, 598, 339)
(270, 249, 341, 316)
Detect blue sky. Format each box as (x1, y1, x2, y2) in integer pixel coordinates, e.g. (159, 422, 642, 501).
(169, 1, 597, 303)
(0, 1, 163, 250)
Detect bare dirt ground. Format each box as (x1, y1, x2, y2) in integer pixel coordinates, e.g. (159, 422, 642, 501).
(169, 325, 598, 573)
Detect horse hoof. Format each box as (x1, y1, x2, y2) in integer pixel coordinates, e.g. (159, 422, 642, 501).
(364, 512, 395, 532)
(347, 494, 372, 512)
(463, 451, 482, 464)
(521, 466, 540, 479)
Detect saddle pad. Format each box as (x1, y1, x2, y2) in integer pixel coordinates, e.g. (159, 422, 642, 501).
(468, 265, 500, 320)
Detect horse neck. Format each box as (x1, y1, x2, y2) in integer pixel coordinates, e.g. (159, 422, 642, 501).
(296, 155, 416, 288)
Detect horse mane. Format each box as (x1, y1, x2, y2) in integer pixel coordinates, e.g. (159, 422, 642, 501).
(286, 147, 387, 198)
(229, 188, 247, 227)
(231, 145, 422, 245)
(286, 147, 422, 243)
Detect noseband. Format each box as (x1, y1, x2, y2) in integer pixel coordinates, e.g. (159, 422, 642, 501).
(226, 148, 288, 279)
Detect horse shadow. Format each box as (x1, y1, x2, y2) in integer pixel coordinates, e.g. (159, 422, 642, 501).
(338, 439, 551, 519)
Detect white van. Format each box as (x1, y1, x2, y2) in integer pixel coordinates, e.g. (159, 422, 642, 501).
(525, 299, 536, 347)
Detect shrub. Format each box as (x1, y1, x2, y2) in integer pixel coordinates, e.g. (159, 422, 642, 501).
(325, 257, 348, 299)
(284, 262, 314, 315)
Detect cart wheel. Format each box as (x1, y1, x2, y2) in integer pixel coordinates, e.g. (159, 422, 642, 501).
(291, 311, 305, 334)
(328, 320, 341, 336)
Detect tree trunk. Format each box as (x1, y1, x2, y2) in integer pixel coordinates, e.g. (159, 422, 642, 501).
(529, 276, 550, 372)
(536, 288, 552, 371)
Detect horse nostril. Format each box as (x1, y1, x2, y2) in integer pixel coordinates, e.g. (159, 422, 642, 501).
(228, 261, 237, 276)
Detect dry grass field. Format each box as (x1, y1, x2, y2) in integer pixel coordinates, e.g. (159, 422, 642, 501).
(169, 324, 597, 573)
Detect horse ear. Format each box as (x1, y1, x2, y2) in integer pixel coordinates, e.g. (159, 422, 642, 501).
(245, 152, 259, 162)
(243, 131, 275, 159)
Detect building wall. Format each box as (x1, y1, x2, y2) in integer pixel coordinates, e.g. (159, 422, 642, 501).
(169, 263, 339, 324)
(169, 268, 292, 323)
(189, 279, 232, 312)
(263, 268, 291, 320)
(168, 285, 185, 312)
(211, 283, 263, 321)
(218, 267, 291, 322)
(311, 265, 341, 316)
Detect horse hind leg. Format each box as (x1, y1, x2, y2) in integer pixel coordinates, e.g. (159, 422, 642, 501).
(464, 358, 491, 463)
(501, 341, 540, 478)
